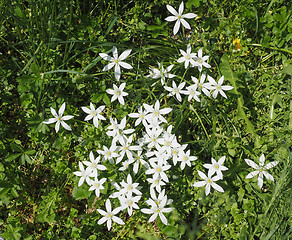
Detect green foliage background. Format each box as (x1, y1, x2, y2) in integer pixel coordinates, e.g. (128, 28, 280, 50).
(0, 0, 291, 239)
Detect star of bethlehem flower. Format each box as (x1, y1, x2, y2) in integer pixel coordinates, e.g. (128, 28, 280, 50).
(203, 156, 228, 180)
(147, 63, 175, 86)
(120, 174, 142, 196)
(97, 199, 124, 230)
(116, 135, 141, 164)
(106, 116, 135, 144)
(106, 82, 128, 105)
(178, 150, 197, 170)
(73, 161, 95, 187)
(147, 176, 166, 193)
(208, 75, 233, 99)
(119, 194, 141, 216)
(143, 100, 172, 124)
(88, 176, 107, 197)
(99, 46, 132, 81)
(177, 44, 197, 69)
(128, 106, 148, 127)
(97, 145, 119, 164)
(141, 194, 173, 225)
(150, 189, 173, 206)
(83, 151, 107, 177)
(245, 154, 279, 189)
(165, 1, 197, 35)
(193, 170, 224, 196)
(43, 102, 74, 133)
(194, 48, 211, 72)
(145, 161, 171, 183)
(81, 102, 105, 128)
(164, 81, 186, 102)
(191, 73, 212, 97)
(182, 84, 201, 102)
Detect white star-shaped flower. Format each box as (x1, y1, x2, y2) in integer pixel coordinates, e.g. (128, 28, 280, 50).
(141, 194, 173, 225)
(182, 84, 201, 102)
(208, 75, 233, 99)
(164, 81, 186, 102)
(177, 44, 197, 69)
(165, 2, 197, 35)
(97, 199, 124, 230)
(191, 73, 212, 97)
(43, 102, 74, 133)
(99, 46, 132, 81)
(106, 83, 128, 105)
(81, 102, 105, 128)
(193, 48, 211, 72)
(193, 170, 224, 196)
(203, 156, 228, 179)
(245, 154, 279, 189)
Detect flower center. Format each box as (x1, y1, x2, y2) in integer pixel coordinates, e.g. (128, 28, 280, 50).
(116, 90, 121, 95)
(58, 117, 61, 121)
(115, 60, 119, 63)
(197, 59, 202, 63)
(216, 86, 220, 90)
(259, 169, 263, 172)
(207, 179, 211, 183)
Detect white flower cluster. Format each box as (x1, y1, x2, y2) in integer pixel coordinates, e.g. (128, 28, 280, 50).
(41, 1, 280, 232)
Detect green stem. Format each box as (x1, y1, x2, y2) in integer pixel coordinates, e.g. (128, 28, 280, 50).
(189, 105, 210, 140)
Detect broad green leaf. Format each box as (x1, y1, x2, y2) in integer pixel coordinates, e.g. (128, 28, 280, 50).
(5, 153, 21, 162)
(72, 179, 92, 200)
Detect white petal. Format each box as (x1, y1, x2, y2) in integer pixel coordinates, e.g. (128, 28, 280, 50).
(263, 171, 274, 181)
(61, 121, 72, 131)
(265, 161, 279, 170)
(99, 53, 112, 61)
(112, 216, 125, 225)
(107, 219, 112, 230)
(59, 102, 66, 116)
(43, 118, 57, 124)
(98, 216, 108, 225)
(178, 1, 184, 15)
(149, 213, 158, 223)
(166, 5, 178, 16)
(183, 13, 197, 19)
(197, 170, 207, 179)
(180, 18, 191, 29)
(246, 171, 259, 179)
(105, 199, 112, 212)
(257, 175, 264, 188)
(211, 182, 224, 193)
(245, 159, 259, 169)
(50, 107, 58, 117)
(102, 62, 115, 71)
(205, 184, 210, 196)
(55, 121, 60, 133)
(193, 181, 206, 187)
(259, 154, 265, 167)
(159, 212, 168, 225)
(62, 115, 74, 120)
(81, 106, 91, 114)
(173, 20, 180, 35)
(119, 61, 133, 69)
(119, 49, 132, 60)
(165, 16, 177, 22)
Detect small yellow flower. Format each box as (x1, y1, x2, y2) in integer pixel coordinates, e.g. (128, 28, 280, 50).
(232, 38, 242, 51)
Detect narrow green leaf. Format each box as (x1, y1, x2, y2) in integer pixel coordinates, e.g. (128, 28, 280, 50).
(220, 54, 255, 134)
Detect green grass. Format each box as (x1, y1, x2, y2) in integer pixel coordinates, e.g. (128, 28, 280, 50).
(0, 0, 291, 239)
